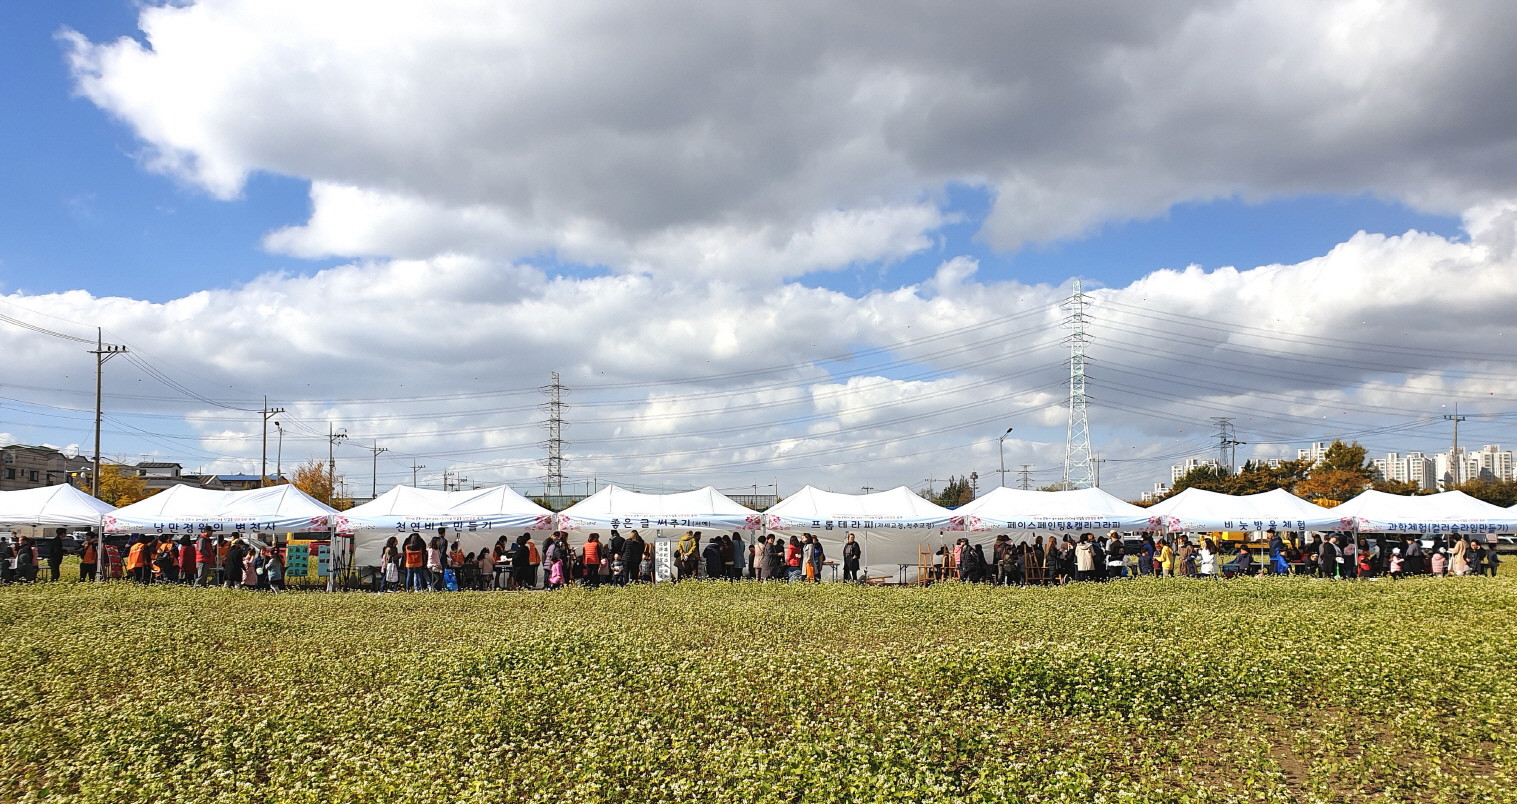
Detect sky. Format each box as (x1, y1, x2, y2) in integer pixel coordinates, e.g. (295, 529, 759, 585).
(1, 0, 1515, 500)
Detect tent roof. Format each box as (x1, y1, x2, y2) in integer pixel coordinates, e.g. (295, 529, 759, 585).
(558, 485, 753, 519)
(1332, 489, 1517, 533)
(0, 484, 115, 528)
(1143, 487, 1340, 532)
(950, 487, 1154, 531)
(104, 484, 338, 533)
(343, 485, 550, 518)
(764, 486, 951, 528)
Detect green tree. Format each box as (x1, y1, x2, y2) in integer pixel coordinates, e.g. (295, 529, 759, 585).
(928, 476, 975, 507)
(292, 459, 353, 510)
(1295, 440, 1374, 502)
(95, 463, 155, 506)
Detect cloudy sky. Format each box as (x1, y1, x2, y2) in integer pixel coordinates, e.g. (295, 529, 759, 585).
(2, 0, 1516, 500)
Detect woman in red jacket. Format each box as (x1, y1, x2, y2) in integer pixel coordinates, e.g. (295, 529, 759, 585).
(785, 536, 802, 582)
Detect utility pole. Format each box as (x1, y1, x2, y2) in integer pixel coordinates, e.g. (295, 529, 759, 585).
(261, 396, 286, 487)
(1062, 279, 1095, 490)
(969, 471, 979, 500)
(366, 440, 389, 499)
(923, 476, 945, 495)
(1210, 417, 1245, 476)
(997, 427, 1014, 487)
(861, 485, 875, 494)
(1018, 465, 1033, 491)
(411, 460, 425, 487)
(88, 329, 127, 498)
(1444, 403, 1467, 487)
(327, 423, 347, 505)
(1093, 457, 1107, 488)
(540, 372, 569, 497)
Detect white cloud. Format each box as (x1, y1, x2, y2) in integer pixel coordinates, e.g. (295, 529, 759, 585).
(63, 0, 1517, 267)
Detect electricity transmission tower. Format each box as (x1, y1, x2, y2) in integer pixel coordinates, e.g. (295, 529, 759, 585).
(540, 372, 569, 497)
(1061, 279, 1095, 490)
(1210, 417, 1245, 475)
(1018, 465, 1033, 490)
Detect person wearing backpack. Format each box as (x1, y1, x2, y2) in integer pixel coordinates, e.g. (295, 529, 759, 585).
(265, 549, 285, 594)
(403, 533, 427, 592)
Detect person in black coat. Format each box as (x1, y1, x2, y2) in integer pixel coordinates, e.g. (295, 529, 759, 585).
(841, 533, 862, 582)
(1319, 535, 1341, 578)
(703, 540, 723, 579)
(43, 528, 65, 582)
(15, 536, 37, 583)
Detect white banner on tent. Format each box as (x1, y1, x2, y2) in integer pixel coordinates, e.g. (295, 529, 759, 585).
(1331, 489, 1517, 534)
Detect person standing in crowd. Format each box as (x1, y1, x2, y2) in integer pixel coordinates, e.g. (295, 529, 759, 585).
(223, 537, 244, 589)
(240, 541, 259, 589)
(1341, 537, 1358, 580)
(1155, 538, 1174, 577)
(702, 537, 723, 579)
(376, 536, 399, 593)
(1040, 536, 1059, 583)
(1320, 535, 1341, 578)
(403, 533, 426, 591)
(731, 532, 746, 580)
(0, 537, 16, 584)
(265, 548, 285, 594)
(783, 536, 800, 582)
(1388, 548, 1404, 579)
(760, 535, 779, 581)
(719, 534, 735, 580)
(1075, 534, 1096, 582)
(174, 535, 193, 584)
(1138, 534, 1155, 576)
(425, 535, 444, 590)
(582, 534, 602, 589)
(1267, 530, 1284, 575)
(675, 531, 697, 581)
(810, 536, 827, 582)
(1197, 538, 1217, 578)
(1403, 537, 1424, 575)
(79, 531, 98, 583)
(1430, 544, 1447, 576)
(40, 528, 64, 582)
(842, 533, 861, 582)
(509, 534, 531, 590)
(193, 530, 213, 587)
(1105, 532, 1125, 579)
(1449, 535, 1470, 576)
(14, 536, 37, 582)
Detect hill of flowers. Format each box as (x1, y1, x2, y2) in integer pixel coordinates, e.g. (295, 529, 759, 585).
(1, 577, 1514, 803)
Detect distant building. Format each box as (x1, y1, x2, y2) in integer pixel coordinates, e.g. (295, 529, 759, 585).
(1297, 442, 1330, 464)
(134, 462, 229, 493)
(1140, 482, 1169, 503)
(215, 474, 286, 491)
(1170, 457, 1220, 483)
(1, 444, 87, 491)
(1372, 452, 1438, 491)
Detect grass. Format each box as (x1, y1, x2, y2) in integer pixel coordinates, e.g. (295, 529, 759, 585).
(1, 577, 1515, 803)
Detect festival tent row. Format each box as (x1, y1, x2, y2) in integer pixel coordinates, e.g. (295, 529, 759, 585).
(0, 484, 116, 530)
(763, 486, 953, 579)
(345, 485, 555, 565)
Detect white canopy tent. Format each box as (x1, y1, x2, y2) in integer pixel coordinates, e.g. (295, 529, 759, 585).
(103, 484, 339, 537)
(556, 485, 760, 534)
(1332, 490, 1517, 535)
(343, 485, 555, 566)
(950, 487, 1157, 533)
(0, 484, 115, 530)
(1144, 487, 1340, 534)
(763, 486, 953, 580)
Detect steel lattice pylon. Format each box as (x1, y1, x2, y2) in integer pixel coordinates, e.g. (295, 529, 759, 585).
(1062, 279, 1095, 490)
(539, 372, 569, 497)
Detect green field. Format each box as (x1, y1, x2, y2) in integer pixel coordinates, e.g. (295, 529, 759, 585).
(2, 578, 1514, 803)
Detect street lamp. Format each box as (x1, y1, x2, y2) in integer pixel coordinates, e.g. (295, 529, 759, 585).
(273, 421, 284, 483)
(998, 428, 1013, 487)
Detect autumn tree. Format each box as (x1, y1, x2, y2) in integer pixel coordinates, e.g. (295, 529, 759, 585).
(95, 463, 154, 506)
(291, 459, 353, 510)
(1295, 440, 1373, 502)
(1451, 478, 1517, 507)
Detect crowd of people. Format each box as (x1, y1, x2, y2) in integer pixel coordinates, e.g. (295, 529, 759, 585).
(0, 525, 1503, 590)
(370, 529, 853, 591)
